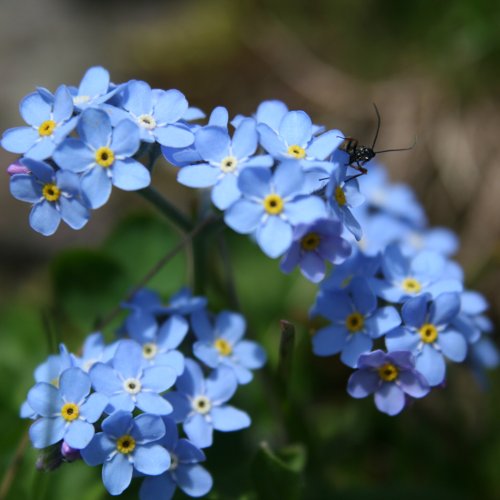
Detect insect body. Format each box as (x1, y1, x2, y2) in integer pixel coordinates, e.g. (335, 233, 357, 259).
(339, 104, 415, 181)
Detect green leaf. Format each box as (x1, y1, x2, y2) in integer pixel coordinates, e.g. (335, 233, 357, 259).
(251, 442, 306, 500)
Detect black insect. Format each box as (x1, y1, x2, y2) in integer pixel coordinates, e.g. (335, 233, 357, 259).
(339, 104, 416, 181)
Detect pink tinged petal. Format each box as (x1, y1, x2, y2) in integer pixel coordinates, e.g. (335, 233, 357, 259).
(80, 433, 115, 466)
(257, 123, 286, 156)
(25, 137, 57, 160)
(256, 216, 293, 258)
(157, 315, 189, 349)
(111, 119, 140, 156)
(232, 118, 258, 158)
(279, 110, 312, 146)
(232, 341, 266, 369)
(437, 330, 467, 362)
(347, 370, 380, 398)
(59, 367, 90, 402)
(176, 464, 213, 497)
(211, 173, 241, 210)
(1, 127, 39, 153)
(142, 366, 177, 393)
(81, 166, 112, 209)
(103, 453, 133, 496)
(206, 367, 238, 404)
(10, 175, 40, 202)
(59, 197, 89, 230)
(224, 199, 263, 234)
(80, 393, 108, 423)
(29, 417, 66, 448)
(64, 419, 95, 449)
(155, 89, 189, 124)
(89, 363, 122, 395)
(217, 311, 246, 343)
(364, 306, 401, 339)
(79, 108, 113, 149)
(285, 196, 327, 225)
(155, 125, 194, 148)
(397, 371, 430, 399)
(184, 413, 213, 448)
(177, 163, 220, 188)
(211, 406, 250, 431)
(312, 325, 347, 356)
(53, 138, 95, 172)
(340, 333, 373, 368)
(79, 66, 110, 97)
(134, 444, 171, 475)
(307, 130, 344, 160)
(52, 85, 74, 123)
(29, 201, 61, 236)
(415, 345, 446, 387)
(299, 251, 326, 283)
(140, 474, 177, 500)
(374, 383, 406, 416)
(195, 126, 230, 162)
(112, 159, 151, 191)
(19, 92, 51, 125)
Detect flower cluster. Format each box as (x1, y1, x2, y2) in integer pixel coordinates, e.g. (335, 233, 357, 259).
(21, 287, 266, 498)
(310, 164, 498, 415)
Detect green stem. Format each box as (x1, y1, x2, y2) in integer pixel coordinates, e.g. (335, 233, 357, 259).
(138, 186, 193, 232)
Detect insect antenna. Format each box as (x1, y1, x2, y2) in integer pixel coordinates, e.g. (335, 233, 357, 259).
(371, 103, 381, 150)
(374, 136, 417, 154)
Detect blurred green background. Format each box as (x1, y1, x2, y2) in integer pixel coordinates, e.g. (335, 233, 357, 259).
(0, 0, 499, 499)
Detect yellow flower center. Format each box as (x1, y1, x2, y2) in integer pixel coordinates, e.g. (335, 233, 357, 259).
(345, 312, 364, 332)
(192, 395, 212, 415)
(116, 435, 136, 454)
(401, 277, 422, 294)
(42, 183, 61, 202)
(137, 114, 157, 130)
(38, 119, 56, 137)
(60, 403, 79, 422)
(214, 338, 232, 356)
(301, 232, 321, 251)
(220, 156, 238, 173)
(142, 342, 158, 360)
(287, 144, 306, 159)
(263, 193, 284, 215)
(335, 186, 346, 206)
(123, 378, 142, 394)
(378, 363, 399, 382)
(419, 323, 438, 344)
(95, 146, 115, 167)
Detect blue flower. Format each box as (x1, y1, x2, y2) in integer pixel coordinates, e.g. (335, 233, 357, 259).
(128, 314, 189, 375)
(53, 108, 149, 208)
(312, 277, 401, 367)
(1, 86, 77, 160)
(177, 118, 273, 210)
(224, 162, 327, 258)
(280, 218, 352, 283)
(119, 81, 194, 147)
(369, 244, 463, 303)
(9, 158, 90, 236)
(28, 367, 107, 449)
(90, 339, 176, 415)
(76, 332, 118, 372)
(326, 162, 365, 240)
(140, 417, 213, 500)
(347, 350, 430, 416)
(257, 110, 342, 161)
(385, 292, 467, 386)
(165, 360, 250, 448)
(69, 66, 121, 110)
(81, 410, 170, 496)
(191, 310, 266, 384)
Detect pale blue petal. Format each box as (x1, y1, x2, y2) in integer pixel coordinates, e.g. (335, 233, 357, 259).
(307, 130, 344, 160)
(140, 475, 176, 500)
(122, 80, 152, 115)
(237, 166, 271, 198)
(195, 126, 230, 162)
(364, 306, 401, 338)
(29, 417, 65, 448)
(81, 166, 112, 209)
(81, 433, 114, 465)
(193, 343, 219, 368)
(164, 392, 191, 422)
(53, 138, 95, 173)
(257, 123, 285, 156)
(415, 346, 445, 386)
(217, 312, 246, 343)
(347, 370, 379, 398)
(103, 453, 133, 495)
(111, 119, 140, 156)
(1, 127, 38, 153)
(184, 413, 212, 448)
(64, 419, 95, 449)
(79, 66, 110, 97)
(89, 363, 122, 395)
(112, 159, 151, 191)
(385, 327, 419, 353)
(176, 359, 205, 396)
(155, 89, 189, 124)
(273, 162, 305, 197)
(211, 173, 241, 210)
(59, 367, 90, 402)
(312, 325, 347, 356)
(374, 383, 406, 415)
(232, 118, 258, 158)
(134, 444, 170, 475)
(285, 196, 326, 225)
(398, 371, 429, 398)
(113, 340, 143, 378)
(29, 201, 61, 236)
(211, 406, 250, 431)
(10, 175, 40, 202)
(59, 197, 90, 230)
(232, 341, 266, 369)
(157, 316, 189, 350)
(154, 351, 185, 375)
(80, 393, 108, 423)
(20, 92, 51, 126)
(340, 333, 372, 368)
(101, 410, 134, 438)
(430, 292, 461, 326)
(279, 111, 312, 146)
(155, 125, 194, 148)
(438, 330, 467, 362)
(79, 109, 112, 149)
(224, 199, 263, 234)
(176, 464, 213, 497)
(25, 137, 56, 160)
(401, 295, 429, 328)
(142, 366, 177, 393)
(177, 164, 220, 188)
(52, 85, 74, 123)
(256, 216, 292, 258)
(28, 383, 62, 415)
(205, 367, 237, 404)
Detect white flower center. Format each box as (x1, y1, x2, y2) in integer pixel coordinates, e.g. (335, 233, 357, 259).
(169, 453, 179, 470)
(142, 342, 158, 360)
(220, 155, 238, 173)
(123, 378, 142, 394)
(192, 395, 211, 414)
(137, 114, 157, 130)
(73, 95, 91, 105)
